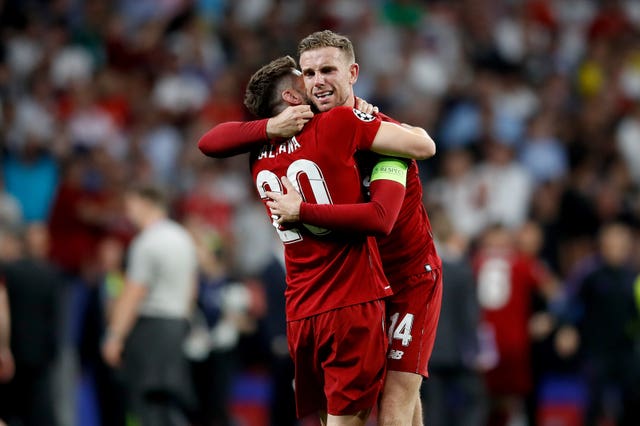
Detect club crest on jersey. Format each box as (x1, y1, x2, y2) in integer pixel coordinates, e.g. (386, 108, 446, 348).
(353, 108, 375, 122)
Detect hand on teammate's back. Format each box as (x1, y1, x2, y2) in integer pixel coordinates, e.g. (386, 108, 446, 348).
(266, 105, 313, 139)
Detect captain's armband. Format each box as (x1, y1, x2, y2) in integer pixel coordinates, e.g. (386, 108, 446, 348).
(370, 158, 408, 186)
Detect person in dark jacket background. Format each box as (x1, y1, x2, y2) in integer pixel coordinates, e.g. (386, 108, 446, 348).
(0, 223, 63, 426)
(421, 208, 488, 426)
(561, 222, 640, 426)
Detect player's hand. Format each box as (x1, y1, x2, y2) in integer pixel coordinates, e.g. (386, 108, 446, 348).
(101, 334, 124, 368)
(554, 325, 580, 358)
(266, 105, 313, 139)
(355, 97, 379, 115)
(265, 177, 303, 224)
(0, 347, 15, 383)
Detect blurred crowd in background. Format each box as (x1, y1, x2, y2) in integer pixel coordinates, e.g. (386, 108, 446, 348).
(0, 0, 640, 425)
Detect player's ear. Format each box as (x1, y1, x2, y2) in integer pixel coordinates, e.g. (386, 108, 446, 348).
(282, 89, 302, 106)
(349, 62, 359, 84)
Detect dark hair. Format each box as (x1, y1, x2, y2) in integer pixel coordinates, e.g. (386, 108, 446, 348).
(244, 56, 299, 118)
(127, 183, 168, 209)
(297, 30, 355, 63)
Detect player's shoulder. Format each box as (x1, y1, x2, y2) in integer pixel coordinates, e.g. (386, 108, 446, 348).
(323, 106, 377, 123)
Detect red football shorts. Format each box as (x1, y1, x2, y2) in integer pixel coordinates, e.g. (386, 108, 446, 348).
(385, 266, 442, 377)
(287, 300, 388, 418)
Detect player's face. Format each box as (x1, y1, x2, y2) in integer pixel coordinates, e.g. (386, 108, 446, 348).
(299, 47, 358, 112)
(124, 194, 144, 228)
(292, 74, 312, 105)
(285, 74, 320, 113)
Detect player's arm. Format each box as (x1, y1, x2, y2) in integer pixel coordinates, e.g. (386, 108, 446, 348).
(101, 278, 148, 367)
(338, 107, 435, 160)
(266, 158, 408, 236)
(198, 105, 313, 157)
(370, 121, 435, 160)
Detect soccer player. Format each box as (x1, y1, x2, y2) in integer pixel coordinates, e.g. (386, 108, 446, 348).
(287, 31, 443, 426)
(199, 56, 434, 426)
(200, 31, 442, 425)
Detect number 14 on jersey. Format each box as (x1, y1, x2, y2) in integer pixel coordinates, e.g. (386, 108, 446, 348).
(388, 312, 414, 347)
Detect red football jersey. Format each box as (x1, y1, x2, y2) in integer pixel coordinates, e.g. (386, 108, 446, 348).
(358, 113, 441, 283)
(251, 106, 393, 321)
(473, 248, 550, 393)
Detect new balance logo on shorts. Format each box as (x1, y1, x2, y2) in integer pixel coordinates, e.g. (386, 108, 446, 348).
(388, 349, 404, 360)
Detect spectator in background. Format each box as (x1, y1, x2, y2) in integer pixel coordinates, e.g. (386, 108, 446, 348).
(616, 103, 640, 187)
(0, 262, 14, 386)
(0, 0, 639, 423)
(475, 139, 533, 231)
(0, 228, 21, 392)
(258, 236, 297, 426)
(102, 184, 197, 426)
(65, 80, 127, 159)
(518, 111, 568, 187)
(0, 223, 63, 426)
(183, 220, 259, 426)
(47, 152, 112, 277)
(94, 236, 128, 426)
(421, 207, 488, 426)
(0, 275, 11, 426)
(472, 222, 558, 426)
(2, 133, 59, 223)
(427, 148, 488, 241)
(562, 222, 640, 426)
(0, 176, 22, 230)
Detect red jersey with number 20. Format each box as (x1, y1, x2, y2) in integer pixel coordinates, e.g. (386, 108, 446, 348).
(250, 106, 393, 321)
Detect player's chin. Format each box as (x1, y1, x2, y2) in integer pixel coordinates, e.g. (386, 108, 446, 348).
(315, 100, 336, 112)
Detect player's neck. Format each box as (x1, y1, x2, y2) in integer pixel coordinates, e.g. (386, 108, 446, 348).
(140, 209, 166, 230)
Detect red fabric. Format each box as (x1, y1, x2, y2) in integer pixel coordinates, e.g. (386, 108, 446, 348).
(473, 249, 549, 394)
(371, 114, 443, 374)
(375, 157, 441, 280)
(287, 300, 387, 418)
(356, 111, 441, 282)
(251, 106, 390, 321)
(48, 183, 112, 274)
(588, 6, 630, 41)
(198, 119, 269, 157)
(178, 194, 234, 236)
(299, 178, 405, 236)
(385, 269, 442, 377)
(98, 96, 131, 128)
(525, 0, 556, 29)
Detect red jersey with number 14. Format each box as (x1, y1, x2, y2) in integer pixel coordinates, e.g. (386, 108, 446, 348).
(251, 106, 393, 321)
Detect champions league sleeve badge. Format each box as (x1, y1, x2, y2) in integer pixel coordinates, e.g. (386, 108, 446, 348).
(352, 108, 376, 122)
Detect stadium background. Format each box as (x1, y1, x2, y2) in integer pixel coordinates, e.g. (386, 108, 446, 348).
(1, 0, 639, 425)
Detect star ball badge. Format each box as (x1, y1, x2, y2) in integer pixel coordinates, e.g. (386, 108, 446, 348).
(352, 108, 375, 122)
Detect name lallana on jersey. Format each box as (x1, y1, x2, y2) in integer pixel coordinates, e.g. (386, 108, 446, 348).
(257, 136, 301, 160)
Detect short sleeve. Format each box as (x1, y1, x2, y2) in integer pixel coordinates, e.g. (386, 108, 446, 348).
(126, 238, 154, 287)
(320, 106, 382, 152)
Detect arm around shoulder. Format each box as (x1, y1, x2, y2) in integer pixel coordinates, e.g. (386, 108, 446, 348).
(198, 119, 269, 158)
(371, 122, 436, 160)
